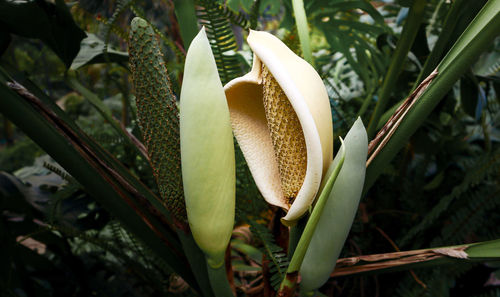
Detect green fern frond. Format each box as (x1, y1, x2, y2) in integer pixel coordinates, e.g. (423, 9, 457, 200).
(50, 223, 172, 291)
(399, 148, 500, 246)
(312, 1, 390, 93)
(210, 1, 252, 29)
(248, 0, 261, 29)
(43, 162, 76, 183)
(248, 219, 289, 290)
(104, 0, 136, 48)
(196, 0, 243, 84)
(128, 18, 186, 222)
(434, 183, 500, 246)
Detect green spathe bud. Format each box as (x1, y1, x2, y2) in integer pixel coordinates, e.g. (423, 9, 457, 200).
(299, 117, 368, 292)
(180, 28, 236, 269)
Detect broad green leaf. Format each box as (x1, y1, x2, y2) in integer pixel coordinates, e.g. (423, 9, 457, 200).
(365, 0, 500, 192)
(70, 34, 128, 69)
(0, 0, 86, 68)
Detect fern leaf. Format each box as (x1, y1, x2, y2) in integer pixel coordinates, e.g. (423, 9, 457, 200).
(399, 148, 500, 246)
(104, 0, 136, 49)
(197, 0, 243, 84)
(43, 162, 76, 183)
(248, 219, 289, 290)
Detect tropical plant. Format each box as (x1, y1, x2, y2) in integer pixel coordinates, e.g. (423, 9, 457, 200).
(0, 0, 499, 296)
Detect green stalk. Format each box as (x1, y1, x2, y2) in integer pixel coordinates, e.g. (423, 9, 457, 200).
(177, 231, 215, 297)
(364, 0, 500, 193)
(366, 0, 427, 138)
(65, 73, 130, 143)
(292, 0, 313, 65)
(206, 259, 234, 297)
(413, 0, 466, 87)
(378, 0, 483, 130)
(287, 216, 307, 259)
(278, 141, 345, 294)
(173, 0, 199, 50)
(357, 88, 376, 119)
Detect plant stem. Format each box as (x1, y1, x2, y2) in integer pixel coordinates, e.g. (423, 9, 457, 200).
(177, 231, 215, 297)
(278, 142, 345, 295)
(366, 0, 427, 138)
(173, 0, 199, 50)
(292, 0, 313, 65)
(288, 216, 307, 259)
(364, 0, 500, 194)
(357, 88, 376, 119)
(206, 259, 234, 297)
(413, 0, 465, 87)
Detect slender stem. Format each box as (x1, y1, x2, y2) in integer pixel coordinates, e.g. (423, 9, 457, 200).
(366, 0, 427, 138)
(292, 0, 313, 65)
(173, 0, 199, 50)
(177, 231, 215, 297)
(206, 259, 234, 297)
(413, 0, 465, 88)
(65, 73, 123, 136)
(288, 216, 307, 259)
(278, 142, 346, 295)
(357, 88, 376, 119)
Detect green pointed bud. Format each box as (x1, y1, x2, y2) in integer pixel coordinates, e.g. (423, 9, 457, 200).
(128, 17, 186, 222)
(300, 117, 368, 292)
(180, 28, 236, 268)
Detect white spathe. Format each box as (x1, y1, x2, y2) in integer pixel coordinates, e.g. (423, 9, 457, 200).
(224, 30, 333, 223)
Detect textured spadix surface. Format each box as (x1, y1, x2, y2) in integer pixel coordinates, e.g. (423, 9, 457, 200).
(128, 17, 185, 222)
(224, 30, 333, 223)
(180, 28, 235, 268)
(299, 118, 367, 292)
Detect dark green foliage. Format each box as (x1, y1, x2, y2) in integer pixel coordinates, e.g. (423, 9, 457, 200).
(400, 147, 500, 246)
(0, 138, 43, 173)
(128, 18, 186, 222)
(196, 0, 243, 84)
(2, 0, 500, 296)
(70, 34, 129, 70)
(0, 0, 86, 68)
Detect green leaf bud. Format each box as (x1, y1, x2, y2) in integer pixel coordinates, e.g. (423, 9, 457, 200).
(299, 117, 368, 292)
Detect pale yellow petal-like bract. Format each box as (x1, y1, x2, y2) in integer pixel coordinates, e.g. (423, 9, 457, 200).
(180, 28, 235, 268)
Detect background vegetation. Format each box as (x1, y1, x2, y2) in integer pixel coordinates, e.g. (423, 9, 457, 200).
(0, 0, 499, 296)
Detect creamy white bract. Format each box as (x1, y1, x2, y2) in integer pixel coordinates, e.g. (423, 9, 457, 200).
(224, 30, 333, 224)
